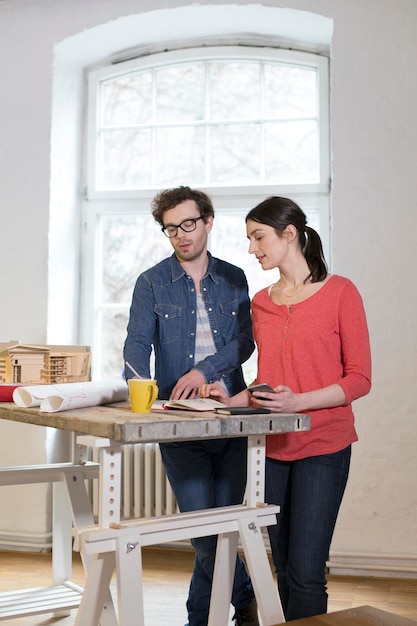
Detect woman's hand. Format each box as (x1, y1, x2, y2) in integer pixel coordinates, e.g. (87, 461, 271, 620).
(252, 383, 346, 412)
(198, 383, 231, 405)
(252, 385, 301, 412)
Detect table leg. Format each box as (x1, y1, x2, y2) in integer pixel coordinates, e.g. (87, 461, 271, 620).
(246, 435, 266, 507)
(208, 531, 239, 626)
(99, 444, 122, 527)
(74, 551, 116, 626)
(238, 515, 285, 625)
(64, 467, 119, 626)
(115, 535, 146, 626)
(76, 436, 122, 528)
(51, 480, 73, 617)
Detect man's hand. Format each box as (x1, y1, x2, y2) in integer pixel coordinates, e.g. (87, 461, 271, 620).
(170, 369, 206, 400)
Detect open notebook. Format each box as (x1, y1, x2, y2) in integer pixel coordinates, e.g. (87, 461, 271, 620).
(151, 398, 227, 412)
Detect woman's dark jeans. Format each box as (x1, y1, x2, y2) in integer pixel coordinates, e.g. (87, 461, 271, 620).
(265, 446, 351, 621)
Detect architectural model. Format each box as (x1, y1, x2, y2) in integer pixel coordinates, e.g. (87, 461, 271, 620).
(0, 341, 91, 384)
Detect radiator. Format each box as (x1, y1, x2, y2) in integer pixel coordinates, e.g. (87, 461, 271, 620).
(89, 443, 177, 519)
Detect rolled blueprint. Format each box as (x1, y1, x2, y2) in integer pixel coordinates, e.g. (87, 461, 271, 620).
(13, 379, 128, 412)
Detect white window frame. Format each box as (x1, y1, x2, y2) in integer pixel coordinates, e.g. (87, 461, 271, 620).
(81, 44, 330, 379)
(86, 46, 329, 199)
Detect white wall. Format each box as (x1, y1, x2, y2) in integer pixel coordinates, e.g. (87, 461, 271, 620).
(0, 0, 416, 574)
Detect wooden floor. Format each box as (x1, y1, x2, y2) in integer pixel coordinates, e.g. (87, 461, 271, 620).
(1, 547, 417, 625)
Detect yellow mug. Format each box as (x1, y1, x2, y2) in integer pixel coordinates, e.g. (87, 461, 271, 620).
(128, 379, 158, 413)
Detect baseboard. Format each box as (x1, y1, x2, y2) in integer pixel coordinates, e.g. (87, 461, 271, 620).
(0, 533, 52, 553)
(2, 534, 415, 580)
(328, 551, 417, 579)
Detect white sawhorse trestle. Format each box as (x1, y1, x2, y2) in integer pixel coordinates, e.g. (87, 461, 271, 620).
(0, 462, 104, 622)
(74, 503, 285, 626)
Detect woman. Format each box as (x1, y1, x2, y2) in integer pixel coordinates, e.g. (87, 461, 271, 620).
(199, 196, 372, 621)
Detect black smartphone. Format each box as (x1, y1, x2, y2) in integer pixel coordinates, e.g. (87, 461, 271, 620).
(247, 383, 275, 400)
(248, 383, 275, 394)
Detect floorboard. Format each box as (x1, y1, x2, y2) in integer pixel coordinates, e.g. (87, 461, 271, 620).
(1, 548, 416, 625)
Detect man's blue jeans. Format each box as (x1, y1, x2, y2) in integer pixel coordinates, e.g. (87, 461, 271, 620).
(265, 446, 351, 622)
(159, 438, 255, 626)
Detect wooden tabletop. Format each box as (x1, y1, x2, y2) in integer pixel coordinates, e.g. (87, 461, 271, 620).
(0, 402, 310, 444)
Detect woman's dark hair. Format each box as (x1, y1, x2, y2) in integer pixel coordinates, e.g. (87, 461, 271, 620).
(246, 196, 328, 283)
(151, 186, 214, 226)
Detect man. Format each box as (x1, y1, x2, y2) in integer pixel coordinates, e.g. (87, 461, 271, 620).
(123, 186, 258, 626)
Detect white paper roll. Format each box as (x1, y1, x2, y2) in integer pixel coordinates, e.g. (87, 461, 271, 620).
(13, 380, 128, 412)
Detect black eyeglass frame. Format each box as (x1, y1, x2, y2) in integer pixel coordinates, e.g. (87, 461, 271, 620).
(161, 216, 203, 238)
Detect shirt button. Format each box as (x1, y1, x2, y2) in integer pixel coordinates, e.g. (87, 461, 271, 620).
(203, 287, 207, 292)
(188, 354, 193, 359)
(191, 288, 195, 292)
(164, 314, 169, 318)
(232, 311, 236, 316)
(213, 329, 218, 334)
(191, 310, 195, 314)
(208, 307, 212, 312)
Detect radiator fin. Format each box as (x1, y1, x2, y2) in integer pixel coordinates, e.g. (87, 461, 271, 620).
(90, 443, 177, 519)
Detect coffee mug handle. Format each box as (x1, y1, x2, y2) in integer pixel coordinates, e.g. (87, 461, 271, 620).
(147, 383, 158, 410)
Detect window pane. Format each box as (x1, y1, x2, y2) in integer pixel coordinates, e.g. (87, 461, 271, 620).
(100, 129, 152, 188)
(102, 73, 152, 126)
(209, 212, 275, 385)
(209, 213, 276, 298)
(97, 215, 172, 379)
(264, 64, 317, 119)
(92, 50, 326, 190)
(264, 120, 319, 182)
(100, 215, 172, 304)
(209, 123, 260, 183)
(155, 126, 205, 185)
(99, 307, 129, 379)
(156, 63, 205, 122)
(209, 62, 260, 120)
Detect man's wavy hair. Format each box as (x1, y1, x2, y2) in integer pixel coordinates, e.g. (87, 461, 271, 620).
(151, 186, 214, 226)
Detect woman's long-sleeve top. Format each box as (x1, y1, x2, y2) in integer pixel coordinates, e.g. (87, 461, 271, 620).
(252, 275, 372, 461)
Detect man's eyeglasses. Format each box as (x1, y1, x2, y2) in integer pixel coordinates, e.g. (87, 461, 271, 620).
(162, 216, 203, 238)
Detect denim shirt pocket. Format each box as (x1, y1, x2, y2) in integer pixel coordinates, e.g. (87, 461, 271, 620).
(219, 298, 239, 338)
(154, 303, 182, 344)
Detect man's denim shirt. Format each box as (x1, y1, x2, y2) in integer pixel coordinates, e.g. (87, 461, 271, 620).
(124, 252, 255, 400)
